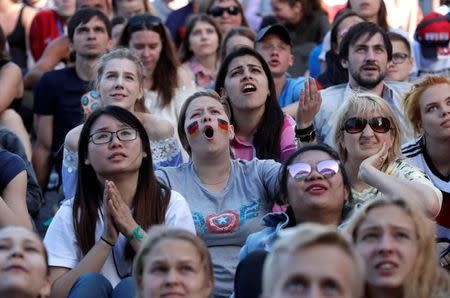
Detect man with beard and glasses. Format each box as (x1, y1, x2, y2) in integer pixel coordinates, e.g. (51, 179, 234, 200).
(301, 22, 414, 146)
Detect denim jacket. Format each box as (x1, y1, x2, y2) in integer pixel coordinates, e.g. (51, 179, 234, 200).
(239, 211, 292, 261)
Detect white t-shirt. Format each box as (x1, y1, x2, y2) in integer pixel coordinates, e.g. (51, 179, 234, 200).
(43, 190, 195, 287)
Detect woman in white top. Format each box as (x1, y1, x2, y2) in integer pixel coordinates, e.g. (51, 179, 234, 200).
(44, 106, 195, 298)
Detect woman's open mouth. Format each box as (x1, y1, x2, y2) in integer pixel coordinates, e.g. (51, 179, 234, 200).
(204, 126, 214, 139)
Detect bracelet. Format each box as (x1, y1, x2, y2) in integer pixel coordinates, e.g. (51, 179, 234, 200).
(295, 124, 315, 138)
(297, 130, 316, 143)
(100, 236, 114, 247)
(128, 225, 144, 242)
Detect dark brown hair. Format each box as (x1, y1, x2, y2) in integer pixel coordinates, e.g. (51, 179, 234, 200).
(275, 0, 326, 19)
(346, 0, 389, 31)
(119, 14, 180, 108)
(179, 13, 222, 63)
(215, 47, 284, 161)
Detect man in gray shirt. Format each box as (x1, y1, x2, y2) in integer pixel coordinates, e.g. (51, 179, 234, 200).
(309, 22, 413, 146)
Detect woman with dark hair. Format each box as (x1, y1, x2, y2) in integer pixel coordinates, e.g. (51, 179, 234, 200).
(156, 90, 282, 297)
(240, 144, 354, 259)
(179, 14, 222, 88)
(220, 26, 255, 62)
(215, 46, 296, 162)
(206, 0, 248, 34)
(44, 106, 195, 298)
(270, 0, 329, 76)
(118, 14, 197, 131)
(346, 0, 389, 31)
(317, 9, 365, 88)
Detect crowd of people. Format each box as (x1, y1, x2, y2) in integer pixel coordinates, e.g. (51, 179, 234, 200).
(0, 0, 449, 297)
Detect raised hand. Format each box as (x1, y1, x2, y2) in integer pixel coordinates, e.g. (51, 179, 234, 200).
(296, 77, 322, 128)
(101, 180, 119, 245)
(103, 180, 138, 238)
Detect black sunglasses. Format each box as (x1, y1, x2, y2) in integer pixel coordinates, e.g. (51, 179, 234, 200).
(343, 117, 391, 134)
(208, 6, 240, 17)
(127, 14, 162, 30)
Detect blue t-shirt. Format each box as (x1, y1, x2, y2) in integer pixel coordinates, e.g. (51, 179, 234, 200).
(0, 150, 26, 191)
(165, 2, 193, 45)
(278, 76, 306, 107)
(33, 67, 89, 173)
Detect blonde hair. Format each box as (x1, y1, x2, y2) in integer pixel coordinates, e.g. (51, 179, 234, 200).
(346, 198, 450, 298)
(332, 92, 402, 165)
(403, 75, 450, 136)
(93, 48, 147, 113)
(132, 226, 214, 298)
(262, 223, 365, 298)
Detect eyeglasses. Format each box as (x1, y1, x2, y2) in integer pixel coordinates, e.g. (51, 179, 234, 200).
(343, 117, 391, 134)
(127, 14, 162, 31)
(208, 6, 240, 17)
(391, 52, 409, 64)
(89, 128, 138, 145)
(288, 160, 340, 181)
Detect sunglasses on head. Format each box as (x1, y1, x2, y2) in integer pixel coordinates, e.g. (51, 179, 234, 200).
(287, 160, 340, 181)
(208, 6, 240, 17)
(343, 117, 391, 134)
(127, 15, 162, 30)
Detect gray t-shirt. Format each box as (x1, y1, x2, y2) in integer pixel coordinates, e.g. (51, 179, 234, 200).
(156, 159, 281, 298)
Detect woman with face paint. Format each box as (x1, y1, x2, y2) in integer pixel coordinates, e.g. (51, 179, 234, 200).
(156, 90, 282, 298)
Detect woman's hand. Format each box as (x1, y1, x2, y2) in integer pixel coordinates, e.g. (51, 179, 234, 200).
(104, 180, 138, 238)
(358, 143, 388, 181)
(101, 181, 118, 244)
(296, 77, 322, 128)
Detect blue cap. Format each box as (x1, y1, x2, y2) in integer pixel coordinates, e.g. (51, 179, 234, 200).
(255, 24, 292, 46)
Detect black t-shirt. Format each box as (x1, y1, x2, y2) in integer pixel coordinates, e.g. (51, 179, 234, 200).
(33, 67, 89, 173)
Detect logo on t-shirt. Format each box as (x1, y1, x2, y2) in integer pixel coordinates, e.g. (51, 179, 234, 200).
(192, 202, 260, 234)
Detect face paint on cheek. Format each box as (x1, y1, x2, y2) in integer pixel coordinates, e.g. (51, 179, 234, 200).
(217, 118, 229, 133)
(187, 120, 200, 136)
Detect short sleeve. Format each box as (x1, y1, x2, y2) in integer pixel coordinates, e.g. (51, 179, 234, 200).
(257, 159, 282, 200)
(0, 151, 26, 191)
(390, 160, 443, 205)
(165, 190, 196, 234)
(43, 201, 81, 269)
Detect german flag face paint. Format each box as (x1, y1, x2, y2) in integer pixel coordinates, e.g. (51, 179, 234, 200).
(218, 118, 229, 133)
(187, 121, 199, 136)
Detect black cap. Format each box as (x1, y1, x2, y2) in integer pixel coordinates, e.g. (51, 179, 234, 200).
(255, 24, 292, 46)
